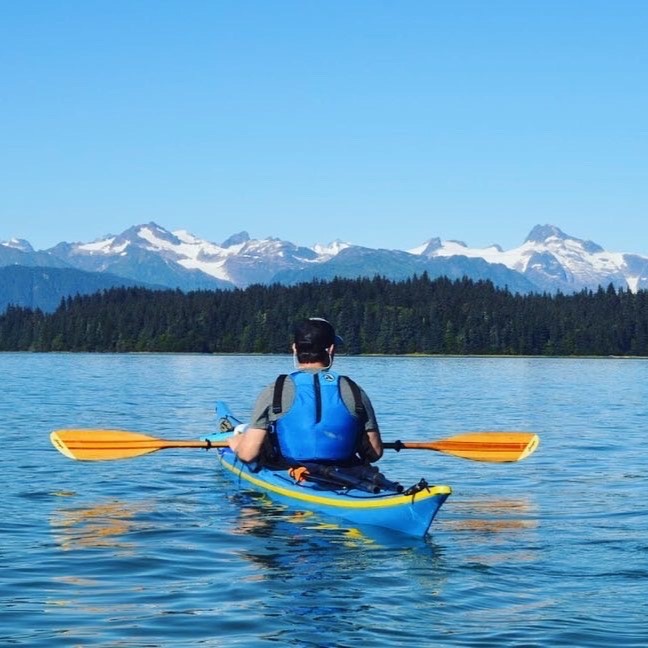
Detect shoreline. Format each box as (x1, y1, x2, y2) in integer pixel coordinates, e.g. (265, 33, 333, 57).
(2, 350, 648, 360)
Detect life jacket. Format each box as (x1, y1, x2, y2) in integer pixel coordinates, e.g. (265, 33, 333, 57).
(272, 370, 365, 464)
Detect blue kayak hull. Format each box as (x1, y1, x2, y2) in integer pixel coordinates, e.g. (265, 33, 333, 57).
(216, 448, 451, 537)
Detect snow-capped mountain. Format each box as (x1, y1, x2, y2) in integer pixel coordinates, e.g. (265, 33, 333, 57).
(2, 223, 648, 309)
(46, 224, 230, 291)
(36, 222, 535, 292)
(43, 223, 352, 290)
(409, 224, 648, 293)
(0, 236, 69, 269)
(2, 238, 35, 253)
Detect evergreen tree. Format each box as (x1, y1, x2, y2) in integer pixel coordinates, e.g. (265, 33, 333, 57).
(3, 276, 648, 356)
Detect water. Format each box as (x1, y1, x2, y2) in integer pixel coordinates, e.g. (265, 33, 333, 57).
(2, 353, 647, 646)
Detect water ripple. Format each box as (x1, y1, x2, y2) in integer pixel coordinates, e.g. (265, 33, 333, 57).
(2, 354, 648, 646)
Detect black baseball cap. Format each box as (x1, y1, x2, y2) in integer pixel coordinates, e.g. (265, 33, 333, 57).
(293, 317, 343, 350)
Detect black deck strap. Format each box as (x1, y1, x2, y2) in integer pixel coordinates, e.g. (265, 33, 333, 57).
(342, 376, 366, 418)
(272, 374, 288, 414)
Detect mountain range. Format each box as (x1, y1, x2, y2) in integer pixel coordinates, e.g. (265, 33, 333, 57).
(2, 222, 648, 312)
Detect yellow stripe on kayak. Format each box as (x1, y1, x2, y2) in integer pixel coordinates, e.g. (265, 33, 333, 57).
(218, 454, 451, 509)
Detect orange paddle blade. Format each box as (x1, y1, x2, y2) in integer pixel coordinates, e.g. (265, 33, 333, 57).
(385, 432, 540, 462)
(49, 429, 226, 461)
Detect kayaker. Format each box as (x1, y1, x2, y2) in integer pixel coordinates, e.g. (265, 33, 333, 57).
(228, 317, 383, 466)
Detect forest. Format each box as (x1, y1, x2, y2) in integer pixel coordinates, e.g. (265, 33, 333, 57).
(1, 274, 647, 356)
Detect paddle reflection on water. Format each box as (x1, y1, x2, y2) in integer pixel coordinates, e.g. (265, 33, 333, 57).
(50, 497, 149, 553)
(443, 496, 540, 567)
(447, 496, 539, 532)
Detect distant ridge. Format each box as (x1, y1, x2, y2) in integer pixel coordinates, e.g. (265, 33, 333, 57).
(0, 265, 163, 313)
(3, 222, 648, 314)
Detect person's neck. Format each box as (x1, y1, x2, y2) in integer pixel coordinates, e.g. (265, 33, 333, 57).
(298, 362, 328, 370)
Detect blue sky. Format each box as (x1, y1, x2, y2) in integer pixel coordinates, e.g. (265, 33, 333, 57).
(2, 1, 647, 254)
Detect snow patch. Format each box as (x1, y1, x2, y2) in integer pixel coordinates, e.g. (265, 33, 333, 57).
(312, 240, 349, 257)
(1, 237, 34, 252)
(78, 237, 130, 254)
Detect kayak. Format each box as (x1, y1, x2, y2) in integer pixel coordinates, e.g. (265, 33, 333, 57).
(215, 448, 451, 537)
(207, 403, 452, 537)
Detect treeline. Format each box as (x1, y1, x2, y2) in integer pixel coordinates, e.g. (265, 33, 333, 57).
(1, 274, 648, 356)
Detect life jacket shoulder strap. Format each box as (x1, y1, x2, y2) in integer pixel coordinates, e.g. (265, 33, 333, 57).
(272, 374, 288, 414)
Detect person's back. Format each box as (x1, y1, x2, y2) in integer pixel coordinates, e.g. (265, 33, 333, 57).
(228, 318, 383, 465)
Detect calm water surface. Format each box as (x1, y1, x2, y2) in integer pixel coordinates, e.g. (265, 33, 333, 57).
(2, 353, 647, 646)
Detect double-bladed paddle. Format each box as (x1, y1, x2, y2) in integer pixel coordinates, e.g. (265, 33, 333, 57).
(50, 429, 539, 463)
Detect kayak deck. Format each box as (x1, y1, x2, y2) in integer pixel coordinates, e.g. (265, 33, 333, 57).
(216, 447, 451, 537)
